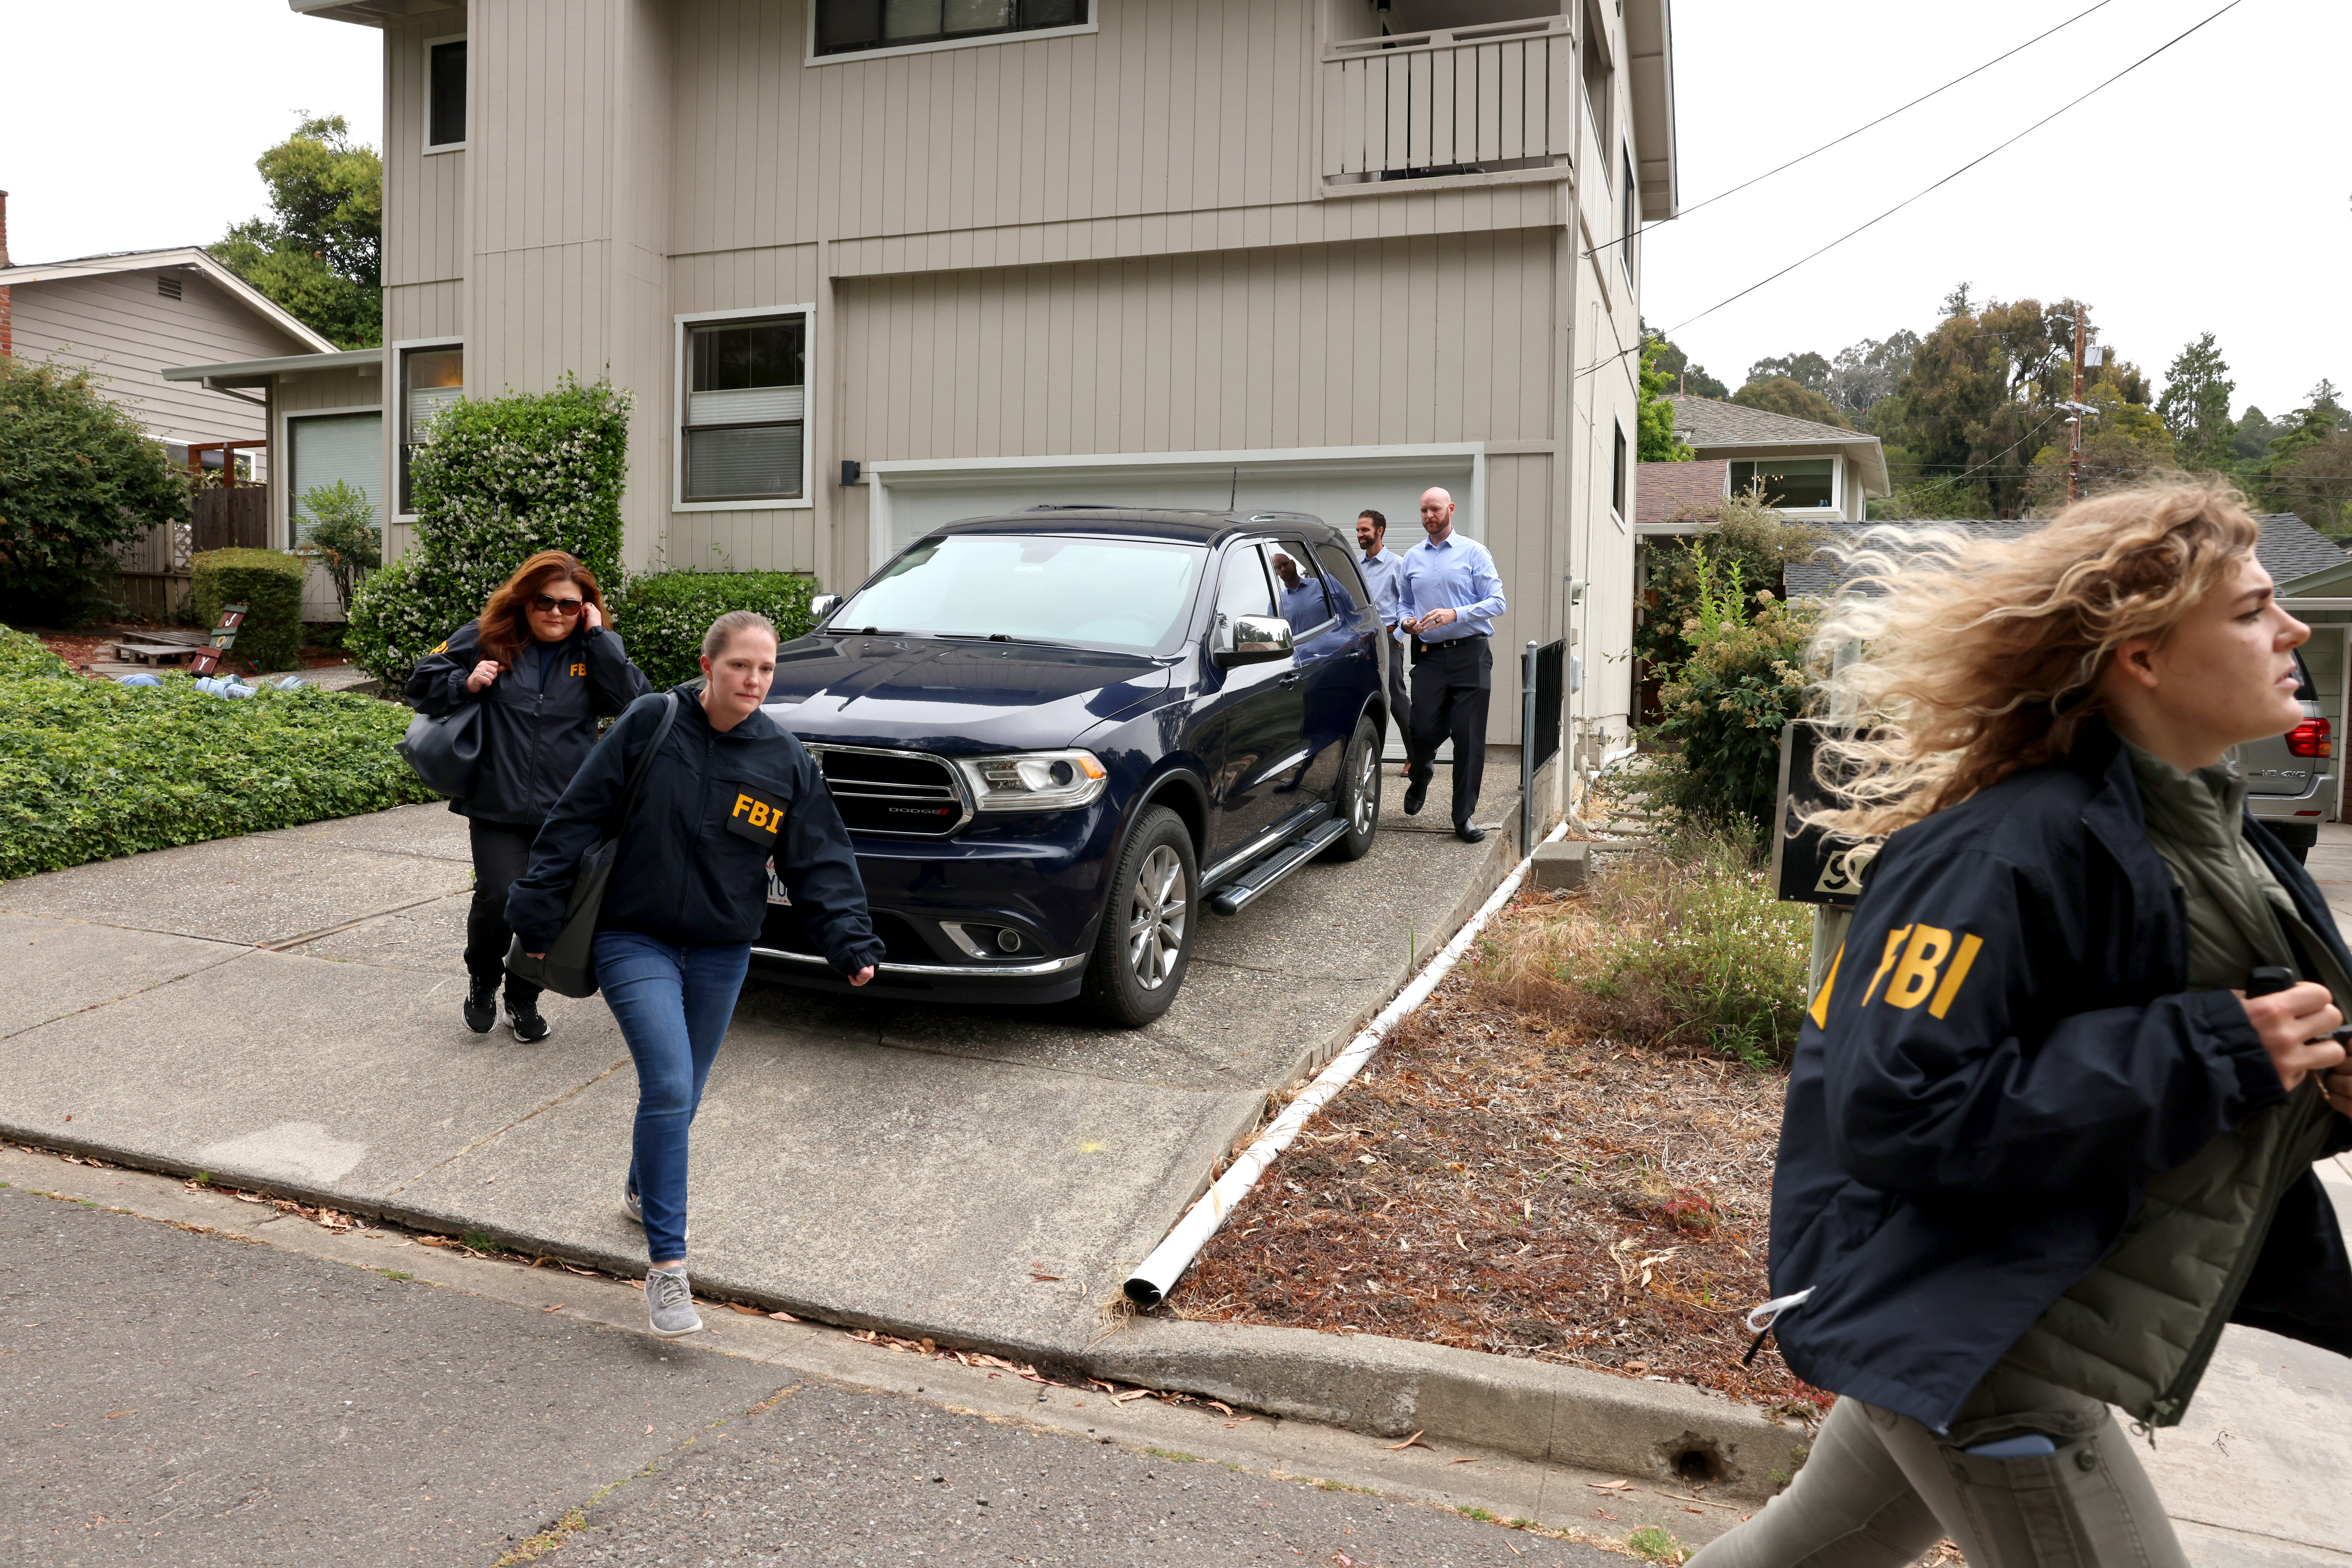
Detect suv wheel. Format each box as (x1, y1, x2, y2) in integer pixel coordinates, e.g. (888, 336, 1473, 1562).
(1322, 716, 1382, 862)
(1082, 805, 1197, 1027)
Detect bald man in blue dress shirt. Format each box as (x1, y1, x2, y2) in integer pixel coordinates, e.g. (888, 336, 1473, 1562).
(1395, 486, 1506, 842)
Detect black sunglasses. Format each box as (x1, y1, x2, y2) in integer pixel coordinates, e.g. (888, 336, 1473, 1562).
(531, 593, 586, 616)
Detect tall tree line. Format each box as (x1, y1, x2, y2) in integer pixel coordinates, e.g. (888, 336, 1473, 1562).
(1651, 289, 2349, 532)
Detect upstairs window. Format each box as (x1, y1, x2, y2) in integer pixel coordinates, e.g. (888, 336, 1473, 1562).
(1730, 458, 1838, 512)
(426, 35, 467, 150)
(814, 0, 1087, 58)
(683, 315, 807, 503)
(399, 344, 464, 515)
(1580, 1, 1612, 143)
(1621, 148, 1637, 283)
(1611, 420, 1628, 521)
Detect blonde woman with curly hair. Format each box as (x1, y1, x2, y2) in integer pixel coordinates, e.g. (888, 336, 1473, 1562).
(1695, 485, 2352, 1568)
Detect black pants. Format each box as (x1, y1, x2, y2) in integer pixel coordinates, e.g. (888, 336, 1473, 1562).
(1381, 624, 1412, 758)
(1406, 637, 1491, 830)
(464, 818, 543, 1005)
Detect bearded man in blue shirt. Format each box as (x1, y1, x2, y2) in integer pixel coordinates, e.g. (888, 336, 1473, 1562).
(1353, 509, 1411, 761)
(1395, 486, 1506, 842)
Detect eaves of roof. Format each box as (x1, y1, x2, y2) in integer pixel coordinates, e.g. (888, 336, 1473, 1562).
(0, 247, 336, 354)
(162, 347, 383, 389)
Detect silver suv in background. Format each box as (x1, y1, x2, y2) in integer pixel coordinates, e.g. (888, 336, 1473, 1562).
(2237, 648, 2334, 863)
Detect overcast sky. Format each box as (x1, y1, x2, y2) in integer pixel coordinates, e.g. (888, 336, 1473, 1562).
(8, 0, 2343, 416)
(1649, 0, 2350, 416)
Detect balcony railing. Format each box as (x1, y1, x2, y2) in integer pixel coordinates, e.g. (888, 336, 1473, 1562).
(1322, 15, 1576, 187)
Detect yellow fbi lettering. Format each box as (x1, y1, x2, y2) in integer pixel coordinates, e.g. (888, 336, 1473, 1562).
(732, 793, 780, 832)
(1814, 922, 1986, 1024)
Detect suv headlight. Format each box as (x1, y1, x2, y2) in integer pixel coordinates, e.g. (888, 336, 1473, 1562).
(953, 749, 1109, 812)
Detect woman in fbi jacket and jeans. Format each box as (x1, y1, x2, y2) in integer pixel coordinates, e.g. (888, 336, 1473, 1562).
(507, 610, 884, 1339)
(1694, 484, 2352, 1568)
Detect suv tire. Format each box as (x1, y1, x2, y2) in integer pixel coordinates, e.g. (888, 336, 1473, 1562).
(1082, 805, 1197, 1027)
(1323, 715, 1382, 862)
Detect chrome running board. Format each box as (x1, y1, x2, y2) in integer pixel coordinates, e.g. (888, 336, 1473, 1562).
(1207, 817, 1351, 916)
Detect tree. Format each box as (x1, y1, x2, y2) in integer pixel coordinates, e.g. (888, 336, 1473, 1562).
(1746, 351, 1832, 396)
(0, 358, 194, 626)
(2155, 333, 2236, 472)
(211, 116, 383, 349)
(1888, 295, 2076, 517)
(1637, 335, 1693, 462)
(1826, 332, 1919, 425)
(296, 479, 381, 616)
(1730, 375, 1850, 429)
(1644, 329, 1728, 399)
(2250, 381, 2352, 533)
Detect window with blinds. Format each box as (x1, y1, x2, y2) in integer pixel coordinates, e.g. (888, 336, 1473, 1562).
(684, 316, 806, 503)
(399, 345, 464, 514)
(290, 413, 384, 545)
(815, 0, 1086, 57)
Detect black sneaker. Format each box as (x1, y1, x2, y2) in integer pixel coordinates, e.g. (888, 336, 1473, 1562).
(506, 997, 552, 1044)
(462, 978, 498, 1034)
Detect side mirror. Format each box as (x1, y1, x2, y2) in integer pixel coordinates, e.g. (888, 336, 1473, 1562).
(1213, 613, 1294, 668)
(809, 593, 844, 624)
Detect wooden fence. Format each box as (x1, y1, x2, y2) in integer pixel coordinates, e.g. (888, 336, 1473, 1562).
(111, 486, 271, 620)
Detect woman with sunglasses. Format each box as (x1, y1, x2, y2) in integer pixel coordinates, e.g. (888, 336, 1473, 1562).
(407, 550, 652, 1042)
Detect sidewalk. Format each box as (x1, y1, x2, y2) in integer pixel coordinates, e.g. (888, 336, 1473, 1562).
(0, 774, 1526, 1371)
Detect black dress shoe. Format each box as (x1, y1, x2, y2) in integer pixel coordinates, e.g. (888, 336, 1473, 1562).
(1403, 778, 1429, 816)
(462, 978, 498, 1034)
(1456, 824, 1487, 844)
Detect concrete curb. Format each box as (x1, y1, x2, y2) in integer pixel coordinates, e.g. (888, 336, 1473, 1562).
(1082, 1318, 1805, 1501)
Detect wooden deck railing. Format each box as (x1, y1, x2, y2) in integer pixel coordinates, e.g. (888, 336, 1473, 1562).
(1322, 15, 1577, 185)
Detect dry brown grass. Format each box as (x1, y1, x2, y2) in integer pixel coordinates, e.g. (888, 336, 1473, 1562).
(1167, 840, 1829, 1415)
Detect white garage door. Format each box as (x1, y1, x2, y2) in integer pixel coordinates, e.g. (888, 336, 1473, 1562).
(870, 449, 1482, 568)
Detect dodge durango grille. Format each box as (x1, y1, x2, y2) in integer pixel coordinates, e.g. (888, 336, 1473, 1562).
(807, 744, 971, 838)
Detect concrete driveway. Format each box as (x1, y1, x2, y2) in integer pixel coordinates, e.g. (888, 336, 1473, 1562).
(0, 766, 1523, 1364)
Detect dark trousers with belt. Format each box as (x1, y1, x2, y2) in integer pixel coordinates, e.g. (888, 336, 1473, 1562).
(464, 818, 544, 1006)
(1406, 637, 1491, 830)
(1381, 624, 1412, 757)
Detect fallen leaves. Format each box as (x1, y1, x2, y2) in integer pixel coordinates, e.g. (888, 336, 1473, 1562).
(1381, 1430, 1431, 1452)
(727, 1302, 767, 1317)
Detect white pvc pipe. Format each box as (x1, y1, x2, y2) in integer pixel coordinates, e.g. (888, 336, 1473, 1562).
(1124, 818, 1574, 1308)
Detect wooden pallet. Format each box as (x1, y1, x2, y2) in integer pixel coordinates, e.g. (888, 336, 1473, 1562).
(113, 641, 200, 666)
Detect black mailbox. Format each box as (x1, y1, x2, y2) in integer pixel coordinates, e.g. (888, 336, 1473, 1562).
(1770, 720, 1868, 906)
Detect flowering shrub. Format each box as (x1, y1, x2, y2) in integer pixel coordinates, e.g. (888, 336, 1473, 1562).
(610, 569, 819, 689)
(0, 627, 433, 879)
(1640, 535, 1820, 835)
(345, 376, 631, 689)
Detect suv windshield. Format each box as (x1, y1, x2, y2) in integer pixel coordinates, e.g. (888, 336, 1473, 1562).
(832, 534, 1208, 654)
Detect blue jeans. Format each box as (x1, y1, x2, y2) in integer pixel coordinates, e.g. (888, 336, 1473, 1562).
(592, 931, 752, 1263)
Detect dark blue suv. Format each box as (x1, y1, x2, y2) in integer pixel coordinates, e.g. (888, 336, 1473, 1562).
(749, 508, 1388, 1025)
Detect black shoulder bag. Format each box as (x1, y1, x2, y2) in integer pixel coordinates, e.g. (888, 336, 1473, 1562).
(505, 693, 682, 999)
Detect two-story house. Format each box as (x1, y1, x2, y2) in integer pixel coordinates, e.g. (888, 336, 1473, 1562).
(189, 0, 1676, 773)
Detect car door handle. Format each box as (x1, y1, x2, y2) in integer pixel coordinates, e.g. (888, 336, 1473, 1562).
(1277, 672, 1303, 687)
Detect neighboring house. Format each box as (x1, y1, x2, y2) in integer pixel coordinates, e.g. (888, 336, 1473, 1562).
(1653, 395, 1890, 525)
(0, 214, 333, 471)
(1785, 513, 2352, 821)
(172, 0, 1679, 776)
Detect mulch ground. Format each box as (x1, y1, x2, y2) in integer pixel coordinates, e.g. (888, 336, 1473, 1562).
(1165, 891, 1827, 1419)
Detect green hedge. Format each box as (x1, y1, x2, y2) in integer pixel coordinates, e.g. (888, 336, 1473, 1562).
(345, 376, 631, 690)
(611, 569, 819, 689)
(0, 626, 435, 880)
(193, 548, 307, 672)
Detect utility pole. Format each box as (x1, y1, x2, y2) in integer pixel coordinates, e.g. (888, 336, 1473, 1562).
(2067, 306, 2088, 505)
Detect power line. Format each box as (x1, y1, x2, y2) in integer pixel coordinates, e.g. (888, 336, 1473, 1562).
(1584, 0, 2118, 262)
(1583, 0, 2249, 383)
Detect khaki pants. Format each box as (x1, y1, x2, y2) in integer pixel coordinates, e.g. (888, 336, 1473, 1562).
(1687, 1368, 2186, 1568)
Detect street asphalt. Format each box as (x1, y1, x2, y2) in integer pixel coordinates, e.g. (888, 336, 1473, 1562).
(4, 1159, 1641, 1568)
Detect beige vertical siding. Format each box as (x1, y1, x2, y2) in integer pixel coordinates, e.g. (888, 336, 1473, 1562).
(12, 268, 309, 447)
(383, 12, 468, 289)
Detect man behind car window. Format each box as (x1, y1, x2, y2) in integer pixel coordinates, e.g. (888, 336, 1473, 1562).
(1396, 486, 1506, 844)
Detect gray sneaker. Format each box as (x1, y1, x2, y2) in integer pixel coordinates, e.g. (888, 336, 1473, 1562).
(646, 1266, 701, 1338)
(622, 1181, 689, 1240)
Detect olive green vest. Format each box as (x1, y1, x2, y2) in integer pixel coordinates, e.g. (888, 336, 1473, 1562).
(1997, 746, 2339, 1429)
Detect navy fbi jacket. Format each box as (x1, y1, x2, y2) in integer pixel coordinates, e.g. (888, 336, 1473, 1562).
(505, 687, 885, 975)
(1771, 720, 2352, 1432)
(406, 618, 652, 825)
